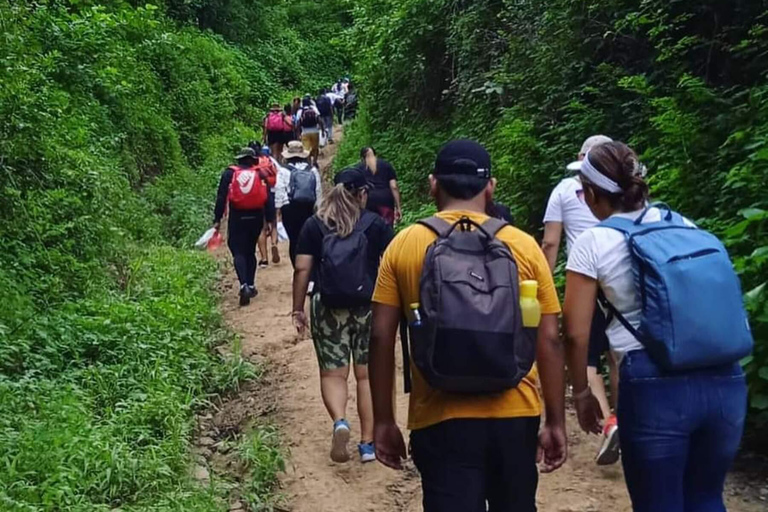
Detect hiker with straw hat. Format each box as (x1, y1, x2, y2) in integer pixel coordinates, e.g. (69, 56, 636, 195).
(274, 141, 323, 266)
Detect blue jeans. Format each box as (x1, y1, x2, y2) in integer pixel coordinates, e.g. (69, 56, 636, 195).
(618, 350, 747, 512)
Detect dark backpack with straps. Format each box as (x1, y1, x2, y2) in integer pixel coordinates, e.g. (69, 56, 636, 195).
(407, 216, 536, 393)
(317, 213, 378, 309)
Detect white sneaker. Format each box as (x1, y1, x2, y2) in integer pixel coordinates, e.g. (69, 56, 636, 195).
(330, 419, 350, 463)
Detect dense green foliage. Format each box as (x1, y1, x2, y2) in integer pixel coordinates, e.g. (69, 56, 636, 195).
(337, 0, 768, 423)
(0, 0, 346, 509)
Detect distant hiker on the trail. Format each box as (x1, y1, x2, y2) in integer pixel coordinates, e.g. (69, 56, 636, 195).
(331, 80, 345, 124)
(297, 96, 323, 168)
(213, 147, 274, 306)
(316, 88, 335, 144)
(256, 145, 280, 268)
(563, 141, 751, 511)
(542, 134, 621, 465)
(274, 141, 323, 267)
(263, 103, 292, 161)
(292, 168, 393, 464)
(283, 104, 296, 144)
(343, 82, 358, 120)
(369, 140, 567, 510)
(331, 79, 343, 95)
(488, 201, 514, 224)
(357, 147, 401, 226)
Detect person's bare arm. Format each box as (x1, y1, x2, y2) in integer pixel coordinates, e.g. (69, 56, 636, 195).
(541, 222, 563, 271)
(389, 179, 402, 222)
(536, 313, 567, 472)
(291, 255, 313, 333)
(563, 270, 603, 434)
(370, 302, 407, 469)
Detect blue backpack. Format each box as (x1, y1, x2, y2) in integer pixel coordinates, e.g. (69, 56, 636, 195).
(598, 204, 753, 370)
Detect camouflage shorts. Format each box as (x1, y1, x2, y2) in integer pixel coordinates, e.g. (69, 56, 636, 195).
(310, 293, 372, 370)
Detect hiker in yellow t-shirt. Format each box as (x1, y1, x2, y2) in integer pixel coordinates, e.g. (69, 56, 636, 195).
(369, 140, 567, 511)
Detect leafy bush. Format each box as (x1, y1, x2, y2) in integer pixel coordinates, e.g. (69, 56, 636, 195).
(342, 0, 768, 424)
(0, 0, 350, 508)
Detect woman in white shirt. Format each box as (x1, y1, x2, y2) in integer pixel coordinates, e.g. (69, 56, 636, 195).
(563, 141, 747, 512)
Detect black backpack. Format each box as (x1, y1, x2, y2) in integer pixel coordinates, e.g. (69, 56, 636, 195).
(317, 95, 332, 116)
(317, 213, 378, 308)
(301, 108, 318, 128)
(409, 216, 535, 393)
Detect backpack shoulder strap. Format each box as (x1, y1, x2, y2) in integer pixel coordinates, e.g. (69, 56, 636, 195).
(355, 211, 378, 233)
(417, 216, 452, 238)
(480, 217, 508, 238)
(597, 289, 641, 342)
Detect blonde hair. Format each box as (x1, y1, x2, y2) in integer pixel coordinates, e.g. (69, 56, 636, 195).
(317, 184, 365, 237)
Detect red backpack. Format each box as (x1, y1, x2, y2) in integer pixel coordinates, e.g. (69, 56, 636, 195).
(228, 165, 268, 210)
(253, 156, 277, 188)
(266, 111, 284, 132)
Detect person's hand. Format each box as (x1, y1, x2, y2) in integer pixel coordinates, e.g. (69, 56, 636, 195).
(374, 421, 407, 470)
(292, 311, 308, 335)
(574, 387, 604, 435)
(537, 422, 567, 473)
(394, 208, 402, 224)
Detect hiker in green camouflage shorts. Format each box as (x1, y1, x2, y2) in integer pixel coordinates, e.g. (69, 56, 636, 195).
(310, 294, 371, 370)
(291, 168, 393, 464)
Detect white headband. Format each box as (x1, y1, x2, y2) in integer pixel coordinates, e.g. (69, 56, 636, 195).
(580, 151, 622, 194)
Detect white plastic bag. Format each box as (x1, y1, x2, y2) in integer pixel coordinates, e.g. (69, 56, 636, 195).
(277, 221, 289, 241)
(195, 227, 216, 249)
(319, 128, 328, 148)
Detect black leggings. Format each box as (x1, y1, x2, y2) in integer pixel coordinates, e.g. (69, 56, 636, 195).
(227, 210, 264, 287)
(281, 201, 315, 266)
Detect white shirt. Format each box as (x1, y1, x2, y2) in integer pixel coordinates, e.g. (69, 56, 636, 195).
(297, 105, 321, 134)
(566, 207, 695, 359)
(274, 161, 323, 209)
(543, 177, 599, 252)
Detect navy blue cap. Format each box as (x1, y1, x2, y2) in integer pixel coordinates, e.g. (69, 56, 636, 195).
(434, 140, 491, 178)
(334, 168, 371, 190)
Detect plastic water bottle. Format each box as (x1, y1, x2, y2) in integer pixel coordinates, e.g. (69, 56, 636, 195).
(410, 303, 423, 328)
(520, 280, 541, 328)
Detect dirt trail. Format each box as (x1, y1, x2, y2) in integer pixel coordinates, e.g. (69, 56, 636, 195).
(210, 129, 765, 511)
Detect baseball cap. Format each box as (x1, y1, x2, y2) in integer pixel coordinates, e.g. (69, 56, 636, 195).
(434, 140, 491, 179)
(567, 135, 613, 171)
(235, 147, 258, 160)
(334, 168, 370, 190)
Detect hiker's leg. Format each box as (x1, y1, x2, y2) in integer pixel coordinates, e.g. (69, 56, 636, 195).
(618, 351, 689, 512)
(353, 364, 373, 443)
(411, 419, 487, 512)
(319, 367, 350, 421)
(244, 214, 262, 287)
(351, 306, 373, 442)
(486, 417, 540, 512)
(310, 294, 353, 421)
(281, 204, 301, 267)
(257, 228, 268, 262)
(587, 366, 611, 419)
(682, 366, 746, 512)
(227, 217, 248, 286)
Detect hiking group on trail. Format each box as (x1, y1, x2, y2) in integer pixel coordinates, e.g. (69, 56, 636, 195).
(210, 84, 753, 510)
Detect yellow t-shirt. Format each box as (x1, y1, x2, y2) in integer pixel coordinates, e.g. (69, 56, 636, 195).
(372, 209, 561, 430)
